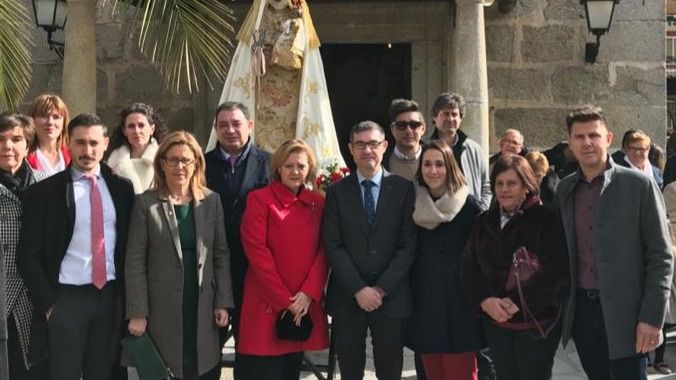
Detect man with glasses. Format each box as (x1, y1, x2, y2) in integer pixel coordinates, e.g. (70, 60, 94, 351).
(489, 128, 526, 166)
(383, 99, 426, 181)
(616, 130, 663, 189)
(323, 121, 417, 380)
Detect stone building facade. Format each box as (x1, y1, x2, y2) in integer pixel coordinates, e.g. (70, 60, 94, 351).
(22, 0, 666, 151)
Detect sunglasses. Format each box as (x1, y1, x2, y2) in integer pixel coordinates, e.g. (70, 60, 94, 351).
(392, 120, 424, 131)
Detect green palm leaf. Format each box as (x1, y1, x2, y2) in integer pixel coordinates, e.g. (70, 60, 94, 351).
(0, 1, 33, 111)
(103, 0, 236, 94)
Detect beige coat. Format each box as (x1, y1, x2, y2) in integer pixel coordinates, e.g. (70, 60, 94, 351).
(661, 181, 676, 324)
(125, 189, 234, 377)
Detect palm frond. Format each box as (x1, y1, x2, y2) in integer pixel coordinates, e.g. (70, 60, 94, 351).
(102, 0, 236, 94)
(0, 1, 33, 111)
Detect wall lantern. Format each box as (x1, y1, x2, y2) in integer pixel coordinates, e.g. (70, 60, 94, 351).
(31, 0, 68, 59)
(581, 0, 619, 63)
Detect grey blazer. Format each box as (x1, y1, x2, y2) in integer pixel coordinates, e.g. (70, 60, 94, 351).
(322, 170, 417, 319)
(557, 159, 673, 359)
(125, 189, 234, 377)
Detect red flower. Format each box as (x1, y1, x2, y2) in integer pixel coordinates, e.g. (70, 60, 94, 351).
(330, 172, 343, 182)
(340, 167, 350, 174)
(316, 175, 326, 186)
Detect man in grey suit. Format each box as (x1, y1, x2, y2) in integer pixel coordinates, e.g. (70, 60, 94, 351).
(557, 105, 673, 380)
(323, 121, 417, 380)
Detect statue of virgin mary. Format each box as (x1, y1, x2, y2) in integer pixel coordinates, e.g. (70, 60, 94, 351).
(206, 0, 344, 167)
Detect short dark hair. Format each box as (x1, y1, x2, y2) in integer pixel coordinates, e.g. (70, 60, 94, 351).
(214, 101, 251, 121)
(431, 92, 466, 118)
(388, 99, 424, 123)
(565, 105, 607, 135)
(349, 121, 385, 142)
(0, 112, 35, 147)
(490, 154, 539, 198)
(67, 113, 107, 136)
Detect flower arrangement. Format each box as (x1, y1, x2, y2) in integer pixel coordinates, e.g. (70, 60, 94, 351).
(315, 162, 350, 193)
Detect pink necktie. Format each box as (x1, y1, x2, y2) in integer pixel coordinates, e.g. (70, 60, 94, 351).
(88, 175, 106, 289)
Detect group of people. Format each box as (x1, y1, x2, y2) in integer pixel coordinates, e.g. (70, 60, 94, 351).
(0, 91, 673, 380)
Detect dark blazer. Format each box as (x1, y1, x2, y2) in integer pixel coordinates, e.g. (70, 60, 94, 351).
(406, 196, 484, 354)
(16, 164, 134, 362)
(204, 144, 270, 308)
(322, 171, 417, 319)
(557, 160, 673, 359)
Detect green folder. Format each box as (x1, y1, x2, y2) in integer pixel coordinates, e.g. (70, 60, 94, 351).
(121, 333, 173, 380)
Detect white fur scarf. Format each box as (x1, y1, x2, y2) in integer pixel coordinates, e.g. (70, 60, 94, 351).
(412, 184, 469, 230)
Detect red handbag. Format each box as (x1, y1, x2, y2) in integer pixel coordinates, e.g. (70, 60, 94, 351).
(500, 246, 559, 338)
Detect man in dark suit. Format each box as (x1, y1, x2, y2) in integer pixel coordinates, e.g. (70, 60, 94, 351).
(204, 102, 269, 368)
(17, 113, 134, 380)
(323, 121, 417, 380)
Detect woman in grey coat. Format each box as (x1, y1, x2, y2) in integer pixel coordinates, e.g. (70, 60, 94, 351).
(0, 113, 47, 379)
(125, 131, 234, 380)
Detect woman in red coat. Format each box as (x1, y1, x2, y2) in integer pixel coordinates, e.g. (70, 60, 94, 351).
(238, 138, 329, 380)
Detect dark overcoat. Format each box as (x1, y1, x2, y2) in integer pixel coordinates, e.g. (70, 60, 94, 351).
(406, 196, 484, 353)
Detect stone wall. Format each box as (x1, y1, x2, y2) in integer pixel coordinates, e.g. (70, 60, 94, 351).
(21, 0, 666, 150)
(485, 0, 666, 150)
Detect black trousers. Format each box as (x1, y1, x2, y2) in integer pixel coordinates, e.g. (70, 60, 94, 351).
(48, 282, 117, 380)
(572, 291, 647, 380)
(482, 318, 561, 380)
(8, 316, 47, 380)
(333, 309, 405, 380)
(236, 352, 303, 380)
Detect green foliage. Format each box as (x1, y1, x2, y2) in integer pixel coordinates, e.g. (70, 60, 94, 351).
(103, 0, 236, 94)
(0, 1, 33, 111)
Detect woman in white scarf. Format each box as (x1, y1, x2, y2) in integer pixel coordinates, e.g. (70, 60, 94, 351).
(405, 140, 484, 380)
(107, 103, 167, 193)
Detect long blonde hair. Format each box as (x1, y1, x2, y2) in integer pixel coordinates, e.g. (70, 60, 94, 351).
(153, 131, 206, 200)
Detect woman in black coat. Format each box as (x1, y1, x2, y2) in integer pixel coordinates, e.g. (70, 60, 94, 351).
(406, 140, 483, 380)
(462, 155, 569, 380)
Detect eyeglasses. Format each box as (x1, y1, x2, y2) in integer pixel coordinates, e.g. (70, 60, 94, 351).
(627, 146, 649, 154)
(392, 120, 424, 131)
(351, 140, 385, 150)
(163, 157, 195, 167)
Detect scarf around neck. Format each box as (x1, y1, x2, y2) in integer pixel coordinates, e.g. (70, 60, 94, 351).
(412, 184, 469, 230)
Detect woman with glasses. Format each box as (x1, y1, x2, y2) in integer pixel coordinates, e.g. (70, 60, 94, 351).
(26, 94, 71, 177)
(236, 139, 329, 380)
(107, 103, 167, 193)
(125, 131, 233, 380)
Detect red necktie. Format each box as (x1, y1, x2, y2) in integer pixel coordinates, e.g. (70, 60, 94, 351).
(88, 175, 106, 289)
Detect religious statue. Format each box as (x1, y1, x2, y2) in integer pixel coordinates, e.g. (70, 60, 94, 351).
(207, 0, 344, 166)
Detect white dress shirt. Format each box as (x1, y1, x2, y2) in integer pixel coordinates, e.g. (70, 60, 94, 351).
(35, 148, 66, 176)
(59, 166, 117, 285)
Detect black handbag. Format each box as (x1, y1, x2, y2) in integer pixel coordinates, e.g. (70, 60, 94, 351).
(276, 310, 313, 341)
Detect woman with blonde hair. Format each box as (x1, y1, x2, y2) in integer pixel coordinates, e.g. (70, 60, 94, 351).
(26, 94, 71, 176)
(524, 151, 559, 211)
(125, 131, 233, 380)
(237, 138, 329, 380)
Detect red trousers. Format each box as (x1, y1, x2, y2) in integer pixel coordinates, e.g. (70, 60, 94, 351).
(421, 352, 478, 380)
